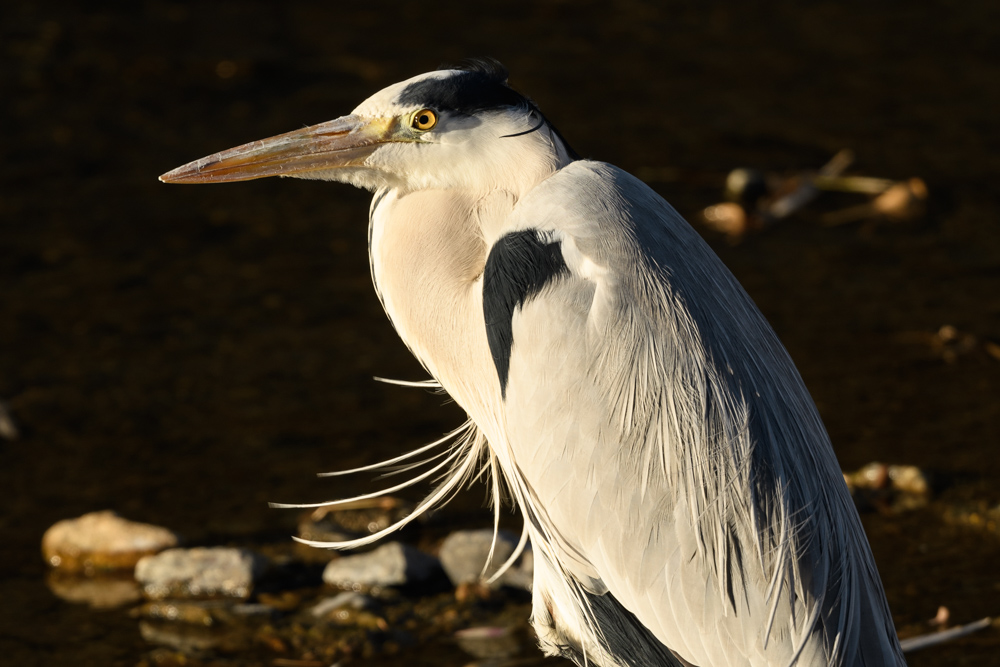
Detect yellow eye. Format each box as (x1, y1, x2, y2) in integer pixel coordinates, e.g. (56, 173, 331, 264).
(411, 109, 437, 131)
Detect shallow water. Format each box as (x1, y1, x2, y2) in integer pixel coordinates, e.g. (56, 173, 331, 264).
(2, 2, 999, 665)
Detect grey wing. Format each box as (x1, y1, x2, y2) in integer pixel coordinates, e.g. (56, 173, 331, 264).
(488, 161, 905, 667)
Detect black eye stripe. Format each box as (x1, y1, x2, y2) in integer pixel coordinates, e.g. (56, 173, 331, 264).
(397, 70, 529, 115)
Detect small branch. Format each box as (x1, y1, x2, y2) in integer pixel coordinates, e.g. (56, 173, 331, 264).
(899, 617, 993, 653)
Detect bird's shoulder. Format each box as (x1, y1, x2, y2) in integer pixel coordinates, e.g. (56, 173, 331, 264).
(503, 160, 713, 292)
(511, 159, 678, 245)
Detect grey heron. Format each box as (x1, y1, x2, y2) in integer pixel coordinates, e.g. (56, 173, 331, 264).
(161, 59, 906, 667)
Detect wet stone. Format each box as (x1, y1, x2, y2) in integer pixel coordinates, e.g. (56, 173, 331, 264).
(135, 547, 267, 600)
(42, 510, 180, 573)
(322, 542, 440, 589)
(439, 529, 532, 590)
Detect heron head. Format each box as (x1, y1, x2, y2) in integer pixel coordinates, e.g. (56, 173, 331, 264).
(160, 60, 575, 196)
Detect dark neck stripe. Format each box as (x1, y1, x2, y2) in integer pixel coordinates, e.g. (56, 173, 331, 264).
(482, 229, 569, 398)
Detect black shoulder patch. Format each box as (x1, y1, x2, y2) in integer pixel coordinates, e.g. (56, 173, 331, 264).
(558, 591, 688, 667)
(397, 60, 530, 116)
(482, 230, 568, 398)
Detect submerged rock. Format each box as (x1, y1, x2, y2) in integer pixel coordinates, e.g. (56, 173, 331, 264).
(439, 529, 532, 590)
(322, 542, 440, 589)
(135, 547, 267, 600)
(42, 510, 179, 573)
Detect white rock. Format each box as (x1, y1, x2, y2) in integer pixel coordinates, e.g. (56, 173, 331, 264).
(439, 529, 532, 590)
(134, 547, 267, 599)
(322, 542, 439, 588)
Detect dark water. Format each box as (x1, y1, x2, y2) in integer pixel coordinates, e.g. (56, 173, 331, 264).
(2, 2, 999, 665)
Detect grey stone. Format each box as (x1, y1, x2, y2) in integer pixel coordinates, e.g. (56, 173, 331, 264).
(322, 542, 440, 588)
(438, 529, 532, 590)
(134, 547, 267, 600)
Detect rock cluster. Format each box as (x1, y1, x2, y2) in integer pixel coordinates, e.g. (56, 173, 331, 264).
(42, 506, 539, 664)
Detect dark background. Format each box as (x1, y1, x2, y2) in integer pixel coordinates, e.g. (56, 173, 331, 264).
(2, 1, 999, 665)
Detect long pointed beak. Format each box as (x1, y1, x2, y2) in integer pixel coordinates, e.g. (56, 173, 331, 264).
(159, 115, 394, 184)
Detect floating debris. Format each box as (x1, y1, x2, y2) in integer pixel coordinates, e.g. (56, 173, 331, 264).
(767, 149, 855, 221)
(698, 150, 928, 242)
(42, 510, 180, 573)
(701, 202, 753, 239)
(843, 462, 931, 513)
(898, 616, 993, 653)
(723, 168, 769, 208)
(929, 605, 950, 627)
(702, 150, 855, 241)
(813, 174, 896, 195)
(824, 178, 928, 226)
(896, 324, 991, 363)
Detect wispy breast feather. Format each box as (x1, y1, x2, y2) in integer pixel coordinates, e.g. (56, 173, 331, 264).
(483, 229, 569, 397)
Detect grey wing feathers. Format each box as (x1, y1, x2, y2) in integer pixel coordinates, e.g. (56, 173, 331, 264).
(496, 161, 905, 666)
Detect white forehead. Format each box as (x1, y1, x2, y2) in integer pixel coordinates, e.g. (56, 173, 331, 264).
(352, 70, 458, 117)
